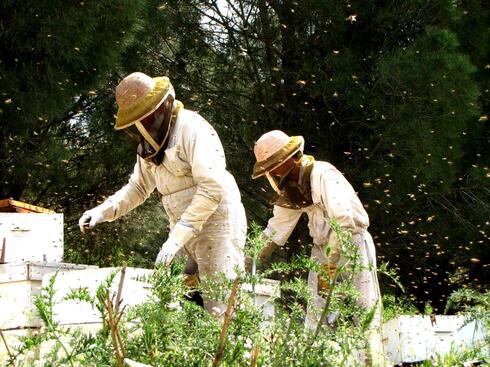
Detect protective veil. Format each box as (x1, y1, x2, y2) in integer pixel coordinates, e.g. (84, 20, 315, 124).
(269, 154, 314, 209)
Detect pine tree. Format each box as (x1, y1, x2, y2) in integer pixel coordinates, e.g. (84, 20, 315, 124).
(0, 0, 146, 199)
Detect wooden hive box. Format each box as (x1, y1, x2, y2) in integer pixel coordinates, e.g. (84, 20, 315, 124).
(0, 199, 63, 263)
(43, 267, 153, 325)
(0, 262, 98, 330)
(382, 315, 489, 365)
(0, 262, 97, 366)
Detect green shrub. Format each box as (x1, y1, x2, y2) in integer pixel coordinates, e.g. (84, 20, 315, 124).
(11, 223, 486, 366)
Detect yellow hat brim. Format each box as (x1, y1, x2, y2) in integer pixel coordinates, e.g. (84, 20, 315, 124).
(252, 136, 304, 179)
(114, 77, 170, 130)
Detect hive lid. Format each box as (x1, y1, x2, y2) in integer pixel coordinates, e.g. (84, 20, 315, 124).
(0, 198, 55, 214)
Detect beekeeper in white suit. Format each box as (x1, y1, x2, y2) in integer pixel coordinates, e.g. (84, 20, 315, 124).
(252, 130, 386, 365)
(79, 72, 246, 317)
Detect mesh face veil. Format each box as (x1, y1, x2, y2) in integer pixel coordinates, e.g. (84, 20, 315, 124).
(265, 159, 297, 195)
(131, 94, 174, 160)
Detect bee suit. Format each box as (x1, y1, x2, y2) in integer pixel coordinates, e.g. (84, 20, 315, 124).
(79, 72, 246, 317)
(252, 130, 386, 365)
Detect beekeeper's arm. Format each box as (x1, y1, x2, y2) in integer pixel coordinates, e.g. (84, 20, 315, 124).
(259, 205, 302, 263)
(156, 115, 232, 264)
(318, 169, 369, 259)
(79, 157, 156, 233)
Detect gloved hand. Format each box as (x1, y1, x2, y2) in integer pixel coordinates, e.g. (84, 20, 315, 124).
(78, 209, 105, 234)
(155, 240, 183, 266)
(155, 221, 195, 266)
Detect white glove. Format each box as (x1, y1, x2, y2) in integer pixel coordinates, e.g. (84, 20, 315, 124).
(78, 209, 106, 234)
(155, 240, 182, 266)
(155, 222, 195, 266)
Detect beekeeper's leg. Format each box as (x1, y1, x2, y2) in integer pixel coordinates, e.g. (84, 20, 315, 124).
(194, 212, 246, 319)
(352, 232, 388, 366)
(173, 251, 203, 303)
(305, 243, 339, 328)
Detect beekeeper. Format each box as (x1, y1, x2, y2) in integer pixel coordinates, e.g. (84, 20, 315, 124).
(252, 130, 385, 363)
(79, 72, 246, 317)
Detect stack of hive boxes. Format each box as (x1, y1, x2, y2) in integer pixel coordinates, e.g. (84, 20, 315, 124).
(0, 199, 100, 363)
(382, 314, 489, 364)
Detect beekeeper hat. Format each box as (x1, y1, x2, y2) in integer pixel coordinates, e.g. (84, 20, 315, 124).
(114, 72, 175, 130)
(252, 130, 304, 179)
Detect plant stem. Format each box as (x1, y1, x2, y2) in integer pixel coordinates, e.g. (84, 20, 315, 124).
(312, 273, 337, 340)
(106, 294, 124, 367)
(305, 260, 350, 354)
(0, 329, 16, 367)
(115, 265, 127, 315)
(273, 317, 293, 367)
(116, 322, 127, 358)
(212, 277, 240, 367)
(250, 344, 259, 367)
(44, 318, 73, 365)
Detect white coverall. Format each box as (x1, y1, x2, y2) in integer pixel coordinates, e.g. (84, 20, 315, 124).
(263, 161, 383, 353)
(90, 109, 247, 314)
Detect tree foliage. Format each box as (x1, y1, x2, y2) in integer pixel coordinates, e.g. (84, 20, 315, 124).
(1, 0, 488, 311)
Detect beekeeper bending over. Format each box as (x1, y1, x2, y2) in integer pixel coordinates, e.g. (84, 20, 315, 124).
(79, 72, 246, 317)
(252, 130, 386, 364)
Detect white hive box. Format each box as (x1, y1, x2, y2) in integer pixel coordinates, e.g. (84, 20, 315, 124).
(44, 267, 153, 325)
(0, 199, 63, 263)
(0, 262, 97, 329)
(383, 316, 434, 363)
(37, 267, 153, 362)
(429, 315, 488, 358)
(242, 279, 280, 319)
(383, 315, 489, 365)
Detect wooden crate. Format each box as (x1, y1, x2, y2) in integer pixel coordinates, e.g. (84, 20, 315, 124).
(0, 262, 97, 329)
(0, 212, 63, 263)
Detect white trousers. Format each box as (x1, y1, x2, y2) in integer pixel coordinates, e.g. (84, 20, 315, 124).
(305, 231, 387, 365)
(176, 205, 246, 318)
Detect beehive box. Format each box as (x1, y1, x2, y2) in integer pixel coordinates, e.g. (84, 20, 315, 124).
(383, 315, 489, 365)
(45, 268, 280, 324)
(242, 279, 280, 319)
(44, 267, 153, 325)
(0, 262, 97, 329)
(0, 199, 63, 263)
(383, 316, 433, 363)
(36, 273, 280, 362)
(429, 315, 488, 358)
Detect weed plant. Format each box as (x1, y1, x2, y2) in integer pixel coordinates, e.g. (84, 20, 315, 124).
(7, 223, 487, 366)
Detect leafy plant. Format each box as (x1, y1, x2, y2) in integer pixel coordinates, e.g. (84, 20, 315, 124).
(446, 289, 490, 324)
(12, 223, 488, 366)
(419, 345, 488, 367)
(382, 294, 418, 322)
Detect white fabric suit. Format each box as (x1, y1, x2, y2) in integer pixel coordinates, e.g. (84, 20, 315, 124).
(263, 161, 381, 329)
(91, 108, 247, 314)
